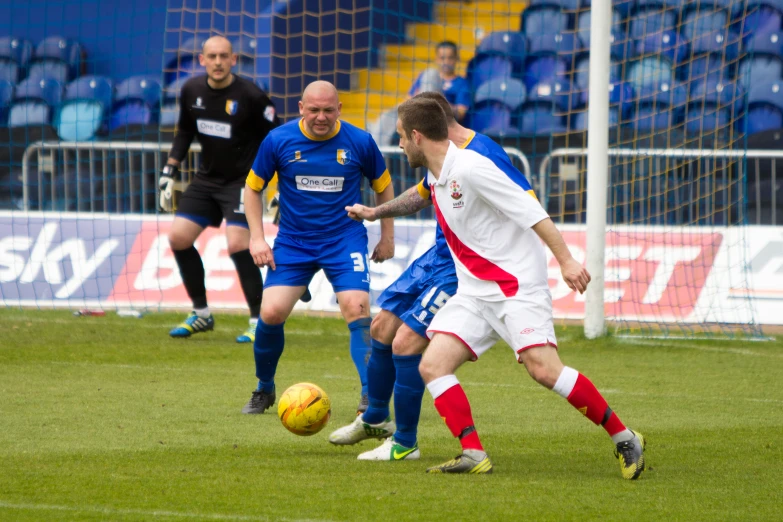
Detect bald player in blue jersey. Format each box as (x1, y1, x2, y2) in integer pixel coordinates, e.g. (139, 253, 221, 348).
(328, 92, 537, 461)
(242, 81, 395, 415)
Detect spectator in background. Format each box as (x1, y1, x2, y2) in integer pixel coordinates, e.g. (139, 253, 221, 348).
(369, 41, 471, 145)
(409, 41, 471, 123)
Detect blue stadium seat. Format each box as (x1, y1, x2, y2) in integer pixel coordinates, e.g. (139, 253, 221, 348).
(65, 76, 114, 110)
(738, 57, 783, 90)
(115, 76, 162, 108)
(476, 31, 527, 68)
(0, 79, 13, 125)
(527, 32, 578, 61)
(742, 30, 783, 59)
(630, 1, 680, 38)
(522, 7, 571, 36)
(28, 61, 70, 84)
(474, 78, 527, 108)
(680, 29, 740, 83)
(471, 78, 526, 134)
(0, 37, 32, 83)
(684, 54, 734, 83)
(524, 33, 577, 89)
(632, 83, 686, 132)
(746, 80, 783, 134)
(14, 77, 64, 108)
(680, 6, 730, 42)
(111, 76, 161, 131)
(627, 56, 675, 91)
(0, 37, 33, 68)
(55, 101, 103, 140)
(110, 102, 155, 131)
(29, 36, 83, 83)
(691, 29, 741, 58)
(682, 80, 743, 132)
(530, 0, 580, 8)
(56, 76, 114, 140)
(635, 31, 687, 65)
(740, 1, 783, 39)
(0, 62, 19, 83)
(518, 80, 572, 134)
(524, 55, 570, 90)
(576, 81, 634, 124)
(467, 55, 516, 91)
(8, 102, 50, 127)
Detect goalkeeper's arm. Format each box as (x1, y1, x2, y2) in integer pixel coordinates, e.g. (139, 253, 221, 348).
(160, 96, 196, 211)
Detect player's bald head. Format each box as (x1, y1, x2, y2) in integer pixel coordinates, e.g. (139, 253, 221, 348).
(202, 35, 233, 54)
(302, 81, 339, 104)
(299, 80, 341, 137)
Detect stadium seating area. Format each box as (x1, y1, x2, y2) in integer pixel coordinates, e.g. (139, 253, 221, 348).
(460, 0, 783, 137)
(0, 34, 264, 141)
(3, 2, 783, 141)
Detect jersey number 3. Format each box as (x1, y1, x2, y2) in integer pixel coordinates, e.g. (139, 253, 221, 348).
(350, 252, 369, 272)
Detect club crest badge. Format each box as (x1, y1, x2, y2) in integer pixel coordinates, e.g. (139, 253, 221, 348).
(336, 149, 351, 165)
(450, 180, 463, 200)
(225, 100, 238, 115)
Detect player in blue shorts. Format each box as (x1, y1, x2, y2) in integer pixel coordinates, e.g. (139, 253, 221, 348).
(241, 81, 395, 415)
(328, 91, 538, 460)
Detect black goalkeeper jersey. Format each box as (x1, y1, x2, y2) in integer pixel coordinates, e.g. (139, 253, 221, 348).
(169, 74, 279, 186)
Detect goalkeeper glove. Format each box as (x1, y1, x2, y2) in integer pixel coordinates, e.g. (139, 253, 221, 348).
(159, 164, 179, 212)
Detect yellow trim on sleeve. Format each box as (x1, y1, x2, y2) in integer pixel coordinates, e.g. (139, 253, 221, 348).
(527, 189, 539, 202)
(246, 169, 267, 192)
(417, 179, 431, 199)
(371, 169, 392, 193)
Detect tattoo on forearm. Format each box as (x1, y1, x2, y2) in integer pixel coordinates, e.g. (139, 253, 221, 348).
(375, 187, 430, 218)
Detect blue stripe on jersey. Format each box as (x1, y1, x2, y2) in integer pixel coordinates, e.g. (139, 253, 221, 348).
(420, 131, 535, 259)
(248, 119, 389, 240)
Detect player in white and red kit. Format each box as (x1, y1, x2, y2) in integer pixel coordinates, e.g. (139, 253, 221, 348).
(395, 97, 647, 479)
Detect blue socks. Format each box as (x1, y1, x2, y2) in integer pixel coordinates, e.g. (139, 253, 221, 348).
(347, 318, 372, 397)
(254, 319, 285, 393)
(362, 339, 396, 424)
(392, 353, 424, 449)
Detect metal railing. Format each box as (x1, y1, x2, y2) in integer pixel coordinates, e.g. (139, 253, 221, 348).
(21, 141, 533, 214)
(539, 148, 781, 226)
(21, 141, 202, 213)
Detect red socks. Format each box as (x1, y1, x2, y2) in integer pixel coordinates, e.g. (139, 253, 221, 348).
(433, 384, 484, 451)
(566, 372, 626, 437)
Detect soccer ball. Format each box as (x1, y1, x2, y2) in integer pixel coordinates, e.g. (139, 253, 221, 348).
(277, 382, 331, 436)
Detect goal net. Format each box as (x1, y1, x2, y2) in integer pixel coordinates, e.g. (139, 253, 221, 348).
(0, 0, 772, 339)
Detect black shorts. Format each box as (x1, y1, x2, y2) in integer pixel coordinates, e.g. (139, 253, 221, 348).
(175, 179, 249, 228)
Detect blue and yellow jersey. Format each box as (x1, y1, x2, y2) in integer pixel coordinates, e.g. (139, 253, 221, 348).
(247, 119, 391, 239)
(417, 131, 536, 259)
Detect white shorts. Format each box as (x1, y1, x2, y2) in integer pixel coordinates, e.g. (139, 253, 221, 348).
(426, 291, 557, 362)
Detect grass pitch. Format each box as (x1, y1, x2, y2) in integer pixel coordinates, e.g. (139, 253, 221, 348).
(1, 309, 782, 521)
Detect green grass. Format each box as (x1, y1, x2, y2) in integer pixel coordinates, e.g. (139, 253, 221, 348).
(1, 309, 782, 521)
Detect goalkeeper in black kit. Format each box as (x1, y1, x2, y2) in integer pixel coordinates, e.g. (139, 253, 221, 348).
(160, 35, 279, 342)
